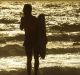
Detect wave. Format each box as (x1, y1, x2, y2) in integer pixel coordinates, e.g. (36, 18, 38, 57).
(49, 23, 80, 32)
(0, 18, 18, 24)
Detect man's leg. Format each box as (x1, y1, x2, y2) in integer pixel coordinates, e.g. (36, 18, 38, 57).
(34, 58, 39, 75)
(34, 49, 39, 75)
(27, 56, 32, 75)
(25, 48, 32, 75)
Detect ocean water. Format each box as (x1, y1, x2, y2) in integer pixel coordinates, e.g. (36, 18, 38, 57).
(0, 1, 80, 71)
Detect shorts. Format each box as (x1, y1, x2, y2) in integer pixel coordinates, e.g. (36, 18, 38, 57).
(25, 46, 39, 59)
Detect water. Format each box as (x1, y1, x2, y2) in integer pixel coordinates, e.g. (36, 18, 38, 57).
(0, 54, 80, 71)
(0, 1, 80, 71)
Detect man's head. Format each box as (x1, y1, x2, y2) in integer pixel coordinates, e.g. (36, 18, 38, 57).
(23, 4, 32, 15)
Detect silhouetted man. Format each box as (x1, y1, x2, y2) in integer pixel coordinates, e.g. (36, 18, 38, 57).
(20, 4, 39, 75)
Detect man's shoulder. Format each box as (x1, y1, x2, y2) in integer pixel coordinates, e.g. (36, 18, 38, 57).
(21, 16, 24, 20)
(32, 15, 37, 20)
(31, 15, 38, 23)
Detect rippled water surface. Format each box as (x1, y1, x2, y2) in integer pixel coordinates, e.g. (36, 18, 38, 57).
(0, 54, 80, 71)
(0, 1, 80, 72)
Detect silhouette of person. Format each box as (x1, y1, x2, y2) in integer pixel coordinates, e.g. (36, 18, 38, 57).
(20, 4, 39, 75)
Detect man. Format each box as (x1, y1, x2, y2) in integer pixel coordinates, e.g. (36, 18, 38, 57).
(20, 4, 39, 75)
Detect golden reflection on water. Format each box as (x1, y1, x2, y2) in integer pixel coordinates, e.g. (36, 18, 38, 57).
(0, 54, 80, 71)
(0, 1, 80, 73)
